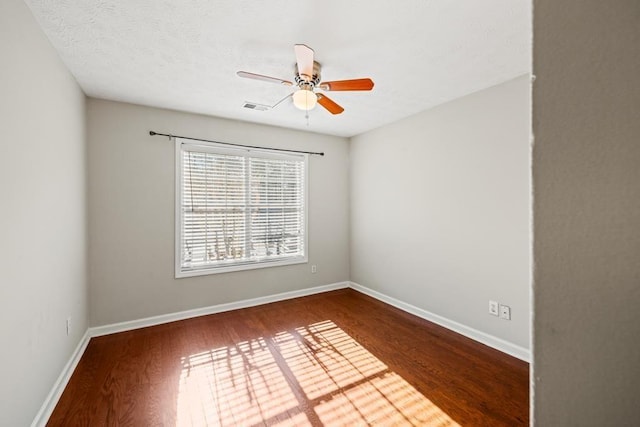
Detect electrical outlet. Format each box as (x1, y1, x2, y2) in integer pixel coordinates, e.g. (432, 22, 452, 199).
(311, 264, 317, 274)
(489, 300, 499, 316)
(500, 305, 511, 320)
(66, 317, 71, 336)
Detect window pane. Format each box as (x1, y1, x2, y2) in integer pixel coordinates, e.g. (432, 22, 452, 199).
(250, 158, 304, 260)
(181, 151, 247, 269)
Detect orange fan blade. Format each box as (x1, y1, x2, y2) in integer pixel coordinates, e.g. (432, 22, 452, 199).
(237, 71, 293, 86)
(319, 78, 374, 91)
(294, 44, 314, 78)
(317, 93, 344, 115)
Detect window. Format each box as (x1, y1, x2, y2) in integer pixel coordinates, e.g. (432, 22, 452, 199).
(176, 139, 308, 277)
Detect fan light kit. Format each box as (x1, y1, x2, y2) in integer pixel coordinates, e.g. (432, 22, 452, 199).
(292, 89, 317, 110)
(237, 44, 374, 116)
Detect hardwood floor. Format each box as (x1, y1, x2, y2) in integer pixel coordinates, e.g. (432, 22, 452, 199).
(48, 289, 529, 426)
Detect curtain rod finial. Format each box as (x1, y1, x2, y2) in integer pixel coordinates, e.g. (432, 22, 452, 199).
(149, 131, 156, 136)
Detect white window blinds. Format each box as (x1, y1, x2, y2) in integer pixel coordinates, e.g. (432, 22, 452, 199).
(176, 139, 307, 276)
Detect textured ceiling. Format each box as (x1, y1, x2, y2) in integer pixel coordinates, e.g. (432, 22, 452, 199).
(24, 0, 530, 137)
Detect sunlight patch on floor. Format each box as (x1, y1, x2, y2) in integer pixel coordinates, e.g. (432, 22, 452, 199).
(177, 337, 297, 425)
(176, 320, 458, 426)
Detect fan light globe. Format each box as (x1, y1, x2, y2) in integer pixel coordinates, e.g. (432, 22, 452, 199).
(292, 89, 318, 111)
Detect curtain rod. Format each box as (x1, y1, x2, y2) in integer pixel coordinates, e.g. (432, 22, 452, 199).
(149, 131, 324, 156)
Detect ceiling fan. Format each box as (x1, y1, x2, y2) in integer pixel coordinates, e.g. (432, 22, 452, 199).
(237, 44, 374, 115)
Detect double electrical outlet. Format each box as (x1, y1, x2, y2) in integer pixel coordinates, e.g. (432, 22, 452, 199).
(489, 300, 511, 320)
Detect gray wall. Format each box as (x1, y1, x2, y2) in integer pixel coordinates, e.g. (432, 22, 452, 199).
(350, 76, 531, 350)
(87, 99, 350, 326)
(0, 1, 88, 425)
(532, 0, 640, 424)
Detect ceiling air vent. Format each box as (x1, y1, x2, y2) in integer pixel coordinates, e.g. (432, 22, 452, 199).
(243, 102, 270, 111)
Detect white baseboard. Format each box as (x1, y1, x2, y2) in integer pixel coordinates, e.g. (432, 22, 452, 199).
(31, 330, 91, 427)
(349, 282, 531, 362)
(90, 281, 350, 337)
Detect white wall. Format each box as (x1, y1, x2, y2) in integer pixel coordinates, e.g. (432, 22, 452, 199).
(350, 75, 530, 350)
(0, 1, 88, 425)
(87, 99, 350, 326)
(532, 0, 640, 424)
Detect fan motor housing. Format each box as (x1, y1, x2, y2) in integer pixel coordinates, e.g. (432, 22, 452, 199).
(294, 61, 321, 89)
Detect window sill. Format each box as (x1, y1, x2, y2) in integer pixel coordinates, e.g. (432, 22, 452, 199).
(176, 256, 308, 278)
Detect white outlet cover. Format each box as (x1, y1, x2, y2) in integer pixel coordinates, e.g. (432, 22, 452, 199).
(500, 304, 511, 320)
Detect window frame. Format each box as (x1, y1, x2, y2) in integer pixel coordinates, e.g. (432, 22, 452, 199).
(175, 139, 309, 278)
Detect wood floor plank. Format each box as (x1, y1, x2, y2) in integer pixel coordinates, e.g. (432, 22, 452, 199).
(48, 289, 529, 426)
